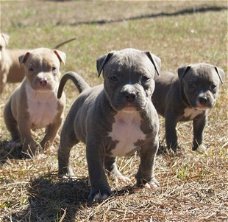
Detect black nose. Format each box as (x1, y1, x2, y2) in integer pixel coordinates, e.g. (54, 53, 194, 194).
(198, 96, 208, 105)
(125, 93, 136, 103)
(39, 79, 47, 87)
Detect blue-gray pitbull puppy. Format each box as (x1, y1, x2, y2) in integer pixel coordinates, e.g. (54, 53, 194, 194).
(57, 48, 161, 202)
(152, 63, 225, 153)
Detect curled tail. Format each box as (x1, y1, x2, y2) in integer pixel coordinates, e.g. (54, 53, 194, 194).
(57, 71, 90, 98)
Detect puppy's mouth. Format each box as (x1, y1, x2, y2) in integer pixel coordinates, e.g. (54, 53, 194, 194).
(195, 102, 213, 110)
(31, 79, 57, 91)
(194, 106, 208, 111)
(120, 100, 148, 112)
(121, 103, 138, 112)
(33, 85, 54, 91)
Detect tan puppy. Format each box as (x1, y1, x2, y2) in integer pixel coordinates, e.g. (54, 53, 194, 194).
(0, 33, 26, 94)
(0, 33, 75, 94)
(4, 48, 66, 156)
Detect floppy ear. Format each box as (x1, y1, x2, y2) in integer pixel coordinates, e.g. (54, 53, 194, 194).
(178, 65, 191, 79)
(1, 33, 9, 46)
(54, 49, 66, 65)
(19, 52, 30, 64)
(214, 66, 225, 84)
(96, 52, 114, 77)
(144, 51, 161, 76)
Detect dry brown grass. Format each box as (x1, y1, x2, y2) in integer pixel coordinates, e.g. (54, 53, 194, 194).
(0, 1, 227, 221)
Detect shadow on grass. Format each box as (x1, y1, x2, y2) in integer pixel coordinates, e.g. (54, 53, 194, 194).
(7, 175, 90, 222)
(0, 140, 23, 164)
(59, 5, 228, 26)
(5, 174, 137, 221)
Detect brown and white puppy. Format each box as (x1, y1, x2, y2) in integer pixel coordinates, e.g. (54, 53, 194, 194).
(152, 63, 225, 153)
(4, 48, 66, 156)
(0, 33, 26, 94)
(0, 33, 75, 94)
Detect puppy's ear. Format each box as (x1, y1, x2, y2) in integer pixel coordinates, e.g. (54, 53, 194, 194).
(214, 66, 225, 84)
(54, 49, 66, 65)
(19, 52, 30, 64)
(145, 52, 161, 76)
(178, 65, 191, 79)
(1, 33, 9, 46)
(96, 52, 114, 77)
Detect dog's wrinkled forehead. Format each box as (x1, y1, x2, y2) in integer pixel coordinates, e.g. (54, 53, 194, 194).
(19, 48, 66, 69)
(104, 49, 156, 77)
(179, 63, 225, 84)
(28, 50, 60, 68)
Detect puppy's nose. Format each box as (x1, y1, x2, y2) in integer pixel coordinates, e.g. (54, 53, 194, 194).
(125, 92, 136, 103)
(198, 96, 208, 105)
(39, 79, 47, 87)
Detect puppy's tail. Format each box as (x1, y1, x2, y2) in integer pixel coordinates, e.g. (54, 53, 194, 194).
(54, 37, 76, 49)
(57, 71, 90, 98)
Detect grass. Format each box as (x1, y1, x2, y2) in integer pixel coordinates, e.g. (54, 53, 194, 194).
(0, 1, 228, 221)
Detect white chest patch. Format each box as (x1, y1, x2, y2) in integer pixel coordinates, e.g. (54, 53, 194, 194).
(183, 108, 205, 120)
(26, 84, 58, 129)
(109, 110, 146, 156)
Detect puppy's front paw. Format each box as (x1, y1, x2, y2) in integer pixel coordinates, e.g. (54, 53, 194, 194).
(136, 177, 160, 189)
(58, 167, 75, 179)
(88, 188, 111, 203)
(195, 144, 207, 153)
(144, 178, 160, 189)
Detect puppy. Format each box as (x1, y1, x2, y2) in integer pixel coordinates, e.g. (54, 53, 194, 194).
(0, 33, 75, 94)
(4, 48, 66, 156)
(0, 33, 26, 94)
(152, 63, 225, 152)
(57, 48, 161, 202)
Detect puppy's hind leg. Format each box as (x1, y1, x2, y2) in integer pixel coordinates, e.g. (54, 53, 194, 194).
(58, 123, 78, 178)
(165, 112, 178, 152)
(4, 101, 20, 141)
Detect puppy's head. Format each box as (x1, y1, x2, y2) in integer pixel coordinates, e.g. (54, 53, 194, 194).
(97, 48, 160, 112)
(178, 63, 225, 109)
(0, 33, 9, 60)
(19, 48, 66, 92)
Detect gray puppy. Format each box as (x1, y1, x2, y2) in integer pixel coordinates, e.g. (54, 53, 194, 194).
(152, 63, 225, 153)
(57, 48, 161, 202)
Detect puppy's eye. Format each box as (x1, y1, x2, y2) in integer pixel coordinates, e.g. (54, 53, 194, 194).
(210, 84, 216, 91)
(0, 46, 2, 50)
(109, 76, 118, 82)
(52, 66, 57, 72)
(141, 76, 150, 83)
(29, 67, 34, 72)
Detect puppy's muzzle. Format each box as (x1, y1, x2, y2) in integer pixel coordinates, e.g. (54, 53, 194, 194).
(121, 85, 137, 106)
(197, 94, 213, 108)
